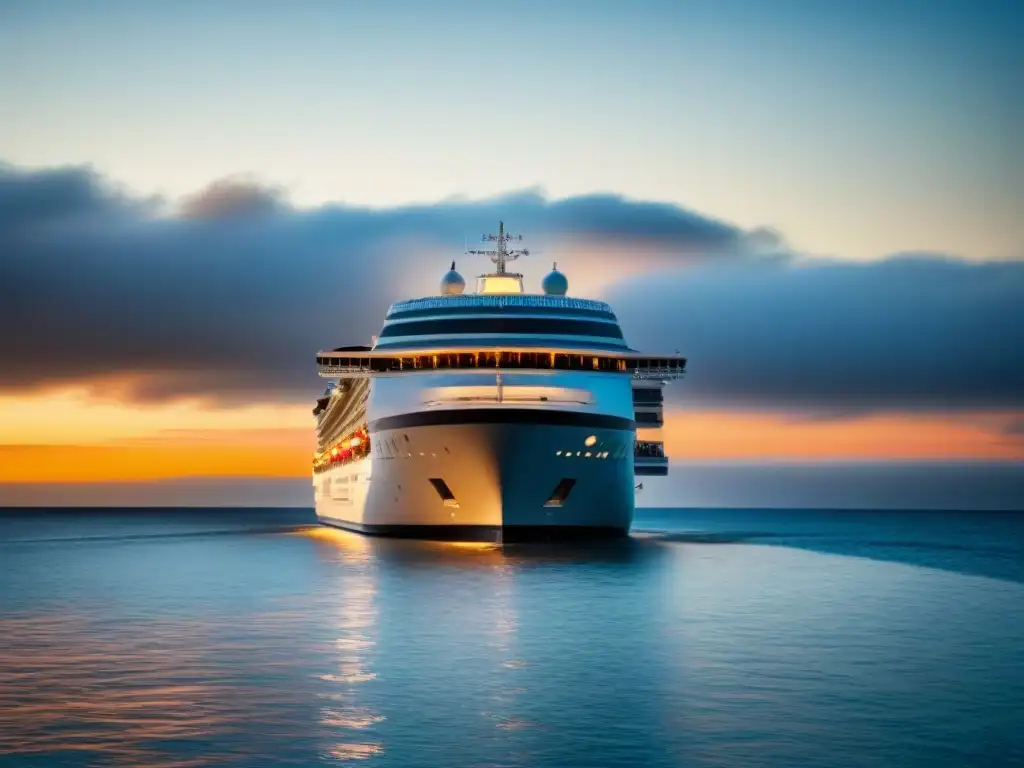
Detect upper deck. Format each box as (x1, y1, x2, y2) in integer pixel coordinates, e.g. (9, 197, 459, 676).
(315, 221, 685, 381)
(375, 294, 628, 352)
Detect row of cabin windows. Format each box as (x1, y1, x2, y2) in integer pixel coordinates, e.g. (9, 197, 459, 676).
(318, 352, 684, 375)
(377, 316, 625, 340)
(387, 305, 619, 321)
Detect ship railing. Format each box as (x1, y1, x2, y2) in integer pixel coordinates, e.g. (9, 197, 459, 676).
(634, 440, 666, 459)
(631, 365, 685, 380)
(317, 352, 685, 379)
(420, 394, 593, 407)
(319, 363, 375, 377)
(388, 294, 614, 315)
(634, 440, 668, 476)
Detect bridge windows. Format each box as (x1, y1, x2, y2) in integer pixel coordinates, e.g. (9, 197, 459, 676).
(377, 317, 625, 340)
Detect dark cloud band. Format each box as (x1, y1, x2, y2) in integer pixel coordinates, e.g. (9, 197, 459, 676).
(1, 162, 1020, 410)
(610, 256, 1024, 410)
(0, 163, 740, 402)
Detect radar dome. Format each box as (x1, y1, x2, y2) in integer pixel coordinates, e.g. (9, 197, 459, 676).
(541, 262, 568, 295)
(440, 261, 466, 295)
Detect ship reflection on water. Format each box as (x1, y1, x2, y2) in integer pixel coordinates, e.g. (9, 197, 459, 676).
(300, 523, 671, 569)
(310, 528, 385, 762)
(298, 524, 677, 766)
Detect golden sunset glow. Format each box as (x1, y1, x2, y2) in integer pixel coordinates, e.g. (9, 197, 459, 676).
(0, 387, 309, 445)
(0, 387, 312, 483)
(0, 437, 311, 483)
(663, 409, 1024, 461)
(0, 384, 1021, 487)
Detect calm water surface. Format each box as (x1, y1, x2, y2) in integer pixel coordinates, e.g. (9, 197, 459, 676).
(1, 507, 1022, 767)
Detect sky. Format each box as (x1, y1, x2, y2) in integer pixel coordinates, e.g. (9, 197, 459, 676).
(1, 0, 1022, 508)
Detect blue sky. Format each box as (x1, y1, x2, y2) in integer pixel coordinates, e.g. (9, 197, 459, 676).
(1, 0, 1021, 259)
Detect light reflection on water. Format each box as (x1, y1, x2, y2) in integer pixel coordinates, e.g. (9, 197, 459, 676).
(311, 527, 385, 762)
(0, 507, 1022, 767)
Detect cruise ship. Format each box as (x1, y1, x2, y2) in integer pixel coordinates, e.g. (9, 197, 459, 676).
(312, 223, 685, 542)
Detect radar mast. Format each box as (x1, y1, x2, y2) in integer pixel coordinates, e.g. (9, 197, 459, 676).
(467, 221, 530, 276)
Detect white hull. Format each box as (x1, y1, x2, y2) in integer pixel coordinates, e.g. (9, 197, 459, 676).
(314, 417, 636, 541)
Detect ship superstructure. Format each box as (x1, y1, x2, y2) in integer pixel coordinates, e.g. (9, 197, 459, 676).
(312, 223, 685, 541)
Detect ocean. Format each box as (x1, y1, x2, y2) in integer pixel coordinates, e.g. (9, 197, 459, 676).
(1, 507, 1022, 767)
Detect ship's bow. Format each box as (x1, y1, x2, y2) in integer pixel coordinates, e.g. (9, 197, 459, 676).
(364, 411, 635, 541)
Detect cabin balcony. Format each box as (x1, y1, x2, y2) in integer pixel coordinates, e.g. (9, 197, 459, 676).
(634, 440, 668, 476)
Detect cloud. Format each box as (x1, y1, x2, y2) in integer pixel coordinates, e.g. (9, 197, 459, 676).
(178, 177, 287, 220)
(0, 163, 147, 230)
(3, 162, 1021, 413)
(1003, 418, 1024, 437)
(610, 255, 1024, 411)
(0, 163, 743, 403)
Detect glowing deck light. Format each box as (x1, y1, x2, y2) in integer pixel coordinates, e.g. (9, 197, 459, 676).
(584, 435, 597, 447)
